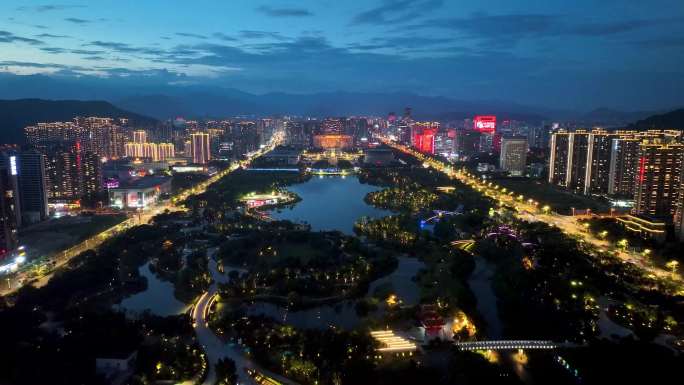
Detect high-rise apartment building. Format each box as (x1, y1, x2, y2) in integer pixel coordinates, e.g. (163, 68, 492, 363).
(16, 151, 49, 224)
(634, 142, 684, 218)
(132, 130, 148, 144)
(0, 154, 20, 257)
(548, 130, 571, 187)
(191, 133, 211, 164)
(549, 129, 615, 195)
(124, 142, 175, 161)
(25, 117, 125, 160)
(499, 137, 528, 176)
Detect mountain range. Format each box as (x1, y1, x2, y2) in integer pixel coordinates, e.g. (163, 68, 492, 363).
(0, 73, 667, 124)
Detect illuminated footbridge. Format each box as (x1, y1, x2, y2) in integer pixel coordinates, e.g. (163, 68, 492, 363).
(454, 340, 561, 351)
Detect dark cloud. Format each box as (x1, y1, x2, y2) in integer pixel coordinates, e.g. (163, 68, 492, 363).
(88, 40, 164, 56)
(351, 0, 443, 25)
(176, 32, 208, 39)
(64, 17, 91, 24)
(212, 32, 237, 41)
(256, 5, 313, 17)
(16, 4, 86, 12)
(36, 33, 70, 39)
(40, 47, 67, 54)
(404, 13, 683, 48)
(71, 49, 104, 55)
(239, 30, 289, 41)
(0, 30, 44, 45)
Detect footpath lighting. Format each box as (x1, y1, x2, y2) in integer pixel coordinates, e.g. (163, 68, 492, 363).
(370, 330, 416, 353)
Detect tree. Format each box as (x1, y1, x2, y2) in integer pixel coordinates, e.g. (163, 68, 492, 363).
(215, 358, 238, 385)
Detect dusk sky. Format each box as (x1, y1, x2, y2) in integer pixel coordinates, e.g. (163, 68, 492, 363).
(1, 0, 684, 110)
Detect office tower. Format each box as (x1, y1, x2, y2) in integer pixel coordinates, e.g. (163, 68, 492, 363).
(16, 151, 49, 224)
(634, 142, 684, 218)
(455, 130, 481, 159)
(500, 137, 528, 176)
(132, 130, 148, 144)
(191, 133, 211, 164)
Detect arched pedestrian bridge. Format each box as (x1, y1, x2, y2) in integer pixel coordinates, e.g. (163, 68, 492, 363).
(454, 340, 563, 351)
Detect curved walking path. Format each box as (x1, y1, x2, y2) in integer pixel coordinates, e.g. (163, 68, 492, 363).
(193, 248, 299, 385)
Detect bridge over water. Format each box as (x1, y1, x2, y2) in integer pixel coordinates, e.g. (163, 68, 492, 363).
(454, 340, 578, 351)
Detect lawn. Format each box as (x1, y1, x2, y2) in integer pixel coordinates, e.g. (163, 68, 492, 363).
(18, 214, 127, 259)
(494, 178, 610, 214)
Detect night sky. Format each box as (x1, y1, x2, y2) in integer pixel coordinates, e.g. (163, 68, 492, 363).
(1, 0, 683, 110)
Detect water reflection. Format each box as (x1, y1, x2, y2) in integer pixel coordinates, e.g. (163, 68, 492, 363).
(269, 175, 391, 234)
(118, 262, 189, 317)
(245, 256, 425, 330)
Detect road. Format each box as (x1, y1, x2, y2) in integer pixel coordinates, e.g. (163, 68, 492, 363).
(380, 137, 682, 292)
(194, 248, 298, 385)
(1, 130, 285, 296)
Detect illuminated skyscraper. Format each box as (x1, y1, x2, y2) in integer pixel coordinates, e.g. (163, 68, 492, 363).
(0, 154, 20, 257)
(499, 137, 528, 176)
(16, 151, 49, 224)
(132, 130, 148, 144)
(191, 133, 211, 164)
(549, 129, 614, 194)
(411, 122, 439, 154)
(634, 142, 684, 218)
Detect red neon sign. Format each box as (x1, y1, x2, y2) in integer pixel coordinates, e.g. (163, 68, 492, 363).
(638, 156, 646, 183)
(474, 115, 496, 133)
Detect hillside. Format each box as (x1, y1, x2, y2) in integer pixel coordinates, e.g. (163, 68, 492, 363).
(0, 99, 158, 144)
(629, 108, 684, 130)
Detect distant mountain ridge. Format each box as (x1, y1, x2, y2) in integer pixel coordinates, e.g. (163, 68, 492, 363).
(629, 108, 684, 130)
(0, 99, 158, 144)
(117, 91, 550, 123)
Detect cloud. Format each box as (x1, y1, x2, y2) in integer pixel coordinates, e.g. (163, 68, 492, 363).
(16, 4, 86, 12)
(40, 47, 67, 54)
(88, 40, 164, 56)
(404, 13, 683, 48)
(0, 30, 44, 45)
(256, 5, 313, 17)
(64, 17, 91, 24)
(176, 32, 208, 39)
(351, 0, 443, 25)
(212, 32, 237, 42)
(36, 33, 70, 39)
(239, 30, 289, 41)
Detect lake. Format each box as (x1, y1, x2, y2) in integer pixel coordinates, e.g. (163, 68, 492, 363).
(117, 262, 189, 317)
(269, 175, 392, 234)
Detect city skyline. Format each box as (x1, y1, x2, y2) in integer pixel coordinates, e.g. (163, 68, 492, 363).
(1, 0, 684, 110)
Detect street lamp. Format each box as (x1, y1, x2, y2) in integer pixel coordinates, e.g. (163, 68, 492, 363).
(542, 205, 550, 214)
(666, 260, 679, 275)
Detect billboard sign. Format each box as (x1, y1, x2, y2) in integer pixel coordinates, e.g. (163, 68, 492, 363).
(474, 115, 496, 133)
